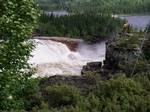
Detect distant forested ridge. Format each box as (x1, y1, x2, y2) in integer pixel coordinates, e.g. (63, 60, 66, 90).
(37, 0, 150, 14)
(39, 14, 123, 43)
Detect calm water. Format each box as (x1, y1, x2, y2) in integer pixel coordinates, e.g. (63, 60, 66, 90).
(119, 15, 150, 30)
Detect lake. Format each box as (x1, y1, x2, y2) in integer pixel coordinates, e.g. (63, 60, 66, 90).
(119, 15, 150, 30)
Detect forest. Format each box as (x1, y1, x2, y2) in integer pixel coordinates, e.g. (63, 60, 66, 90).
(37, 0, 150, 14)
(1, 0, 150, 112)
(39, 14, 123, 43)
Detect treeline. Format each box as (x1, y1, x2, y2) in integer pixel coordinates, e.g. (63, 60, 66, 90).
(37, 0, 150, 14)
(39, 14, 123, 43)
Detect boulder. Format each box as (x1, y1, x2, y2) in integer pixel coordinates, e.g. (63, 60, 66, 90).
(81, 62, 102, 75)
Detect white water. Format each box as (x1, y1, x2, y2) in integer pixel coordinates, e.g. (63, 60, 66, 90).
(29, 39, 106, 77)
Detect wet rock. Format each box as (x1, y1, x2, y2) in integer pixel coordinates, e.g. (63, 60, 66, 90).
(81, 36, 143, 77)
(81, 62, 102, 74)
(102, 40, 141, 75)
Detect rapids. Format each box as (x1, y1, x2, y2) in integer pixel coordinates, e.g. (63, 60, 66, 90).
(29, 39, 106, 77)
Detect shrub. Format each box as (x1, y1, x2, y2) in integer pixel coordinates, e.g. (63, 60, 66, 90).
(44, 85, 81, 107)
(83, 72, 101, 85)
(95, 75, 150, 112)
(38, 74, 150, 112)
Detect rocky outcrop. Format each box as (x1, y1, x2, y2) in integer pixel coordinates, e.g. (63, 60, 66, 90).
(81, 62, 102, 74)
(81, 36, 144, 77)
(34, 37, 83, 51)
(102, 41, 140, 75)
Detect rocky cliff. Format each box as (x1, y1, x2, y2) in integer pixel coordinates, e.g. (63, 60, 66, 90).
(82, 33, 150, 78)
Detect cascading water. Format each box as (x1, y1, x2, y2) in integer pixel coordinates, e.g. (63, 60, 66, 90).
(29, 39, 106, 77)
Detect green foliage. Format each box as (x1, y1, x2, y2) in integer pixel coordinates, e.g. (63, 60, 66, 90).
(117, 37, 138, 48)
(38, 74, 150, 112)
(82, 72, 101, 85)
(116, 33, 142, 49)
(44, 85, 80, 107)
(95, 75, 150, 112)
(39, 14, 123, 43)
(0, 0, 39, 110)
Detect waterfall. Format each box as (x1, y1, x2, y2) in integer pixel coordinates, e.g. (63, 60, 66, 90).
(29, 39, 106, 77)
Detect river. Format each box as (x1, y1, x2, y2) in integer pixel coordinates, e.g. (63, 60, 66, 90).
(29, 39, 105, 77)
(30, 15, 150, 77)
